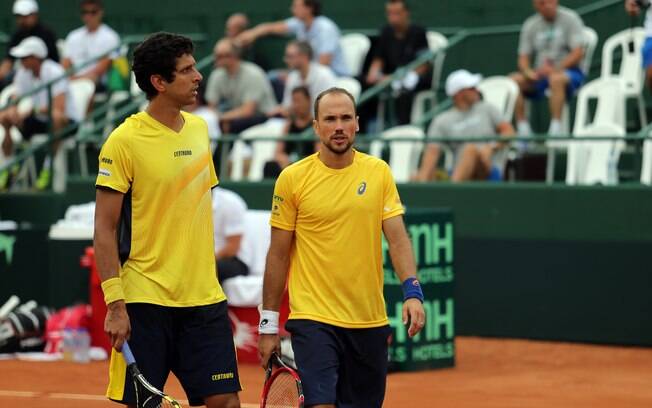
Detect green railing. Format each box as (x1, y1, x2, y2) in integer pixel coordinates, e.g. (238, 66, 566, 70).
(0, 33, 207, 176)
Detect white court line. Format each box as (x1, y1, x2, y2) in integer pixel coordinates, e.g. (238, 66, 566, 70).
(0, 389, 258, 407)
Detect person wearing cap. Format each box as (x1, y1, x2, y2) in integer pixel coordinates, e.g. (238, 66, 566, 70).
(61, 0, 120, 87)
(0, 0, 59, 89)
(510, 0, 586, 136)
(413, 69, 515, 182)
(0, 36, 80, 190)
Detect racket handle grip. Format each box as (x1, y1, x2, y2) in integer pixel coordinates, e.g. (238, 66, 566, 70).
(121, 341, 136, 365)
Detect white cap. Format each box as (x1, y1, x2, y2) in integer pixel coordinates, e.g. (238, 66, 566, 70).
(13, 0, 38, 16)
(445, 69, 482, 97)
(10, 36, 47, 59)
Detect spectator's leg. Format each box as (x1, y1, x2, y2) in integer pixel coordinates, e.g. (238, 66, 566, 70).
(0, 111, 14, 157)
(451, 144, 491, 182)
(413, 143, 441, 182)
(227, 114, 267, 134)
(395, 91, 414, 125)
(510, 72, 532, 135)
(547, 71, 569, 135)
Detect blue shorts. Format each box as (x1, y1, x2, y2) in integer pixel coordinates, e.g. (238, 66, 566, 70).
(108, 301, 241, 406)
(285, 319, 391, 407)
(642, 37, 652, 69)
(525, 67, 586, 100)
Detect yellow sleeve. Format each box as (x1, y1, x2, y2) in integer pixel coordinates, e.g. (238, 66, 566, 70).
(270, 170, 297, 231)
(95, 133, 132, 193)
(382, 162, 405, 220)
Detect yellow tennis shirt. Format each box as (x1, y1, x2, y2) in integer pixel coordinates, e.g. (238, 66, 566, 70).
(270, 150, 404, 328)
(96, 111, 224, 307)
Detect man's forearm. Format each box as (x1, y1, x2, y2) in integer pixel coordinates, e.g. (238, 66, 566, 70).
(262, 252, 289, 311)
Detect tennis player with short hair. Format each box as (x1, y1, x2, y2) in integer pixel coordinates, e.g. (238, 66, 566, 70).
(259, 87, 426, 407)
(94, 32, 241, 408)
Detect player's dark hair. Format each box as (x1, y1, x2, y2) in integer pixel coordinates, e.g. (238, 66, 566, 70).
(303, 0, 322, 16)
(314, 87, 357, 118)
(387, 0, 410, 10)
(132, 32, 194, 100)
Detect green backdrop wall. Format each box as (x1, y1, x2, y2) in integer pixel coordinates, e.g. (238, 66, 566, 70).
(1, 181, 650, 346)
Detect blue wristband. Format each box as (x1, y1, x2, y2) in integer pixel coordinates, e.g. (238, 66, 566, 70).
(401, 277, 424, 303)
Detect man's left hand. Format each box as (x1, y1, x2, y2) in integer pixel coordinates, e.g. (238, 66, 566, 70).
(402, 298, 426, 337)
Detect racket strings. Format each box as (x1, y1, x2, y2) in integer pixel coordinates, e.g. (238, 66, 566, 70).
(266, 371, 300, 408)
(133, 379, 177, 408)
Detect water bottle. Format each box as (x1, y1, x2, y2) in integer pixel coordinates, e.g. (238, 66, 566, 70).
(73, 328, 91, 363)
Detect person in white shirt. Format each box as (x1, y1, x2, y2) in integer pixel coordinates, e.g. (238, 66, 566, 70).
(236, 0, 349, 76)
(280, 40, 336, 114)
(0, 36, 79, 190)
(626, 0, 652, 90)
(61, 0, 120, 86)
(212, 186, 253, 283)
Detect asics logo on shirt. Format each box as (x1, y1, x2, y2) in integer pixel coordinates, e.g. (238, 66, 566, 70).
(357, 181, 367, 195)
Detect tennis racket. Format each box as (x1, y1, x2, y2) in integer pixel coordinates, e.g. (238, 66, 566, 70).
(260, 352, 304, 408)
(121, 341, 182, 408)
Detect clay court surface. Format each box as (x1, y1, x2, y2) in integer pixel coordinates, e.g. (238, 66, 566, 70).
(1, 336, 651, 407)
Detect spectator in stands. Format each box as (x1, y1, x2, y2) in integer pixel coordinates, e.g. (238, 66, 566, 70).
(61, 0, 120, 90)
(264, 86, 315, 178)
(225, 13, 249, 39)
(511, 0, 586, 136)
(185, 83, 220, 142)
(0, 0, 59, 89)
(236, 0, 349, 76)
(625, 0, 652, 90)
(0, 37, 80, 190)
(212, 186, 253, 283)
(205, 38, 277, 134)
(365, 0, 431, 125)
(278, 40, 336, 115)
(413, 69, 515, 182)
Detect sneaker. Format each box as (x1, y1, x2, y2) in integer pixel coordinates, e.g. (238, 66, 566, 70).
(35, 168, 51, 190)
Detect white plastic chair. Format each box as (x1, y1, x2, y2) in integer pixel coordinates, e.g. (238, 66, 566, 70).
(477, 76, 519, 122)
(410, 31, 448, 124)
(641, 132, 652, 185)
(566, 122, 625, 185)
(369, 125, 425, 183)
(544, 27, 600, 183)
(601, 27, 647, 128)
(230, 119, 285, 181)
(334, 77, 361, 102)
(339, 33, 370, 77)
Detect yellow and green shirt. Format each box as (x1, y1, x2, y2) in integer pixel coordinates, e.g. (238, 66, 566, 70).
(270, 150, 404, 328)
(96, 111, 224, 307)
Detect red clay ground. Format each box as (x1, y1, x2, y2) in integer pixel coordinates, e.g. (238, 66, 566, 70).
(1, 336, 651, 407)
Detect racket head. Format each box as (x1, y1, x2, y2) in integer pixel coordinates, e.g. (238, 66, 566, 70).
(121, 341, 183, 408)
(260, 352, 304, 408)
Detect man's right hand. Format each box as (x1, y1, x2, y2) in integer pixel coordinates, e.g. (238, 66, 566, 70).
(625, 0, 641, 16)
(258, 333, 280, 369)
(105, 300, 130, 351)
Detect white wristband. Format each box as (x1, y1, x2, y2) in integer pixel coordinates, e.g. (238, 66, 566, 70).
(258, 310, 280, 334)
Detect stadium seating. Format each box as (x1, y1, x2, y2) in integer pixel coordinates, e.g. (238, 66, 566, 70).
(230, 118, 285, 181)
(334, 76, 361, 102)
(600, 27, 647, 128)
(339, 33, 371, 77)
(369, 125, 425, 183)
